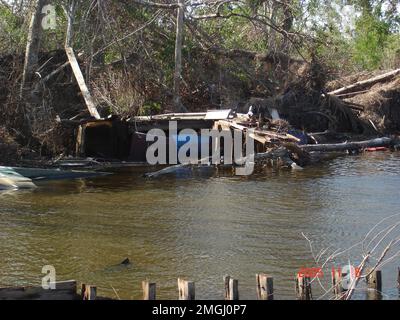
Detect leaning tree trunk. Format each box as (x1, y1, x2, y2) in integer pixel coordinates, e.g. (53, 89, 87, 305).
(266, 2, 278, 52)
(279, 0, 293, 54)
(173, 0, 187, 113)
(20, 0, 49, 97)
(64, 0, 76, 48)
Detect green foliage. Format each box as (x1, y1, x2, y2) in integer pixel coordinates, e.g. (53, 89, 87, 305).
(381, 33, 400, 69)
(0, 6, 26, 53)
(139, 101, 162, 115)
(104, 50, 121, 64)
(352, 13, 390, 69)
(313, 28, 354, 73)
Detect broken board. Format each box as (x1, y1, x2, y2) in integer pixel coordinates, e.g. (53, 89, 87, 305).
(65, 46, 100, 119)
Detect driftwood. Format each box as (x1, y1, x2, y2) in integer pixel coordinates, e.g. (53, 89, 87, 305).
(328, 68, 400, 96)
(300, 137, 393, 152)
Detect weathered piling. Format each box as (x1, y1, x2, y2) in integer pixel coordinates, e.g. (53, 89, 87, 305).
(1, 269, 395, 300)
(178, 278, 195, 300)
(142, 281, 156, 300)
(331, 269, 345, 299)
(365, 268, 382, 300)
(366, 268, 382, 291)
(81, 284, 97, 300)
(397, 267, 400, 288)
(256, 273, 274, 300)
(224, 276, 239, 300)
(295, 275, 312, 300)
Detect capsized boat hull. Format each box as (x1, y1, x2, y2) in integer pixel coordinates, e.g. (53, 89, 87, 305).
(0, 166, 110, 190)
(0, 173, 36, 190)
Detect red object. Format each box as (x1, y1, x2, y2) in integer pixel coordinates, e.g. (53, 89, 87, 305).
(365, 147, 388, 152)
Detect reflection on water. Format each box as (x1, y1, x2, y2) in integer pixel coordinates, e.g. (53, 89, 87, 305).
(0, 152, 400, 299)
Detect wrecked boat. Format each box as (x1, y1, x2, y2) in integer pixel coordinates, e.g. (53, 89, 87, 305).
(0, 166, 110, 190)
(0, 170, 36, 190)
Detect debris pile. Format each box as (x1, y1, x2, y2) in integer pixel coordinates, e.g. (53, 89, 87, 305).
(1, 47, 400, 174)
(346, 76, 400, 133)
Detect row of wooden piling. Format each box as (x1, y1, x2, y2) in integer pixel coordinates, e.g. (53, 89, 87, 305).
(79, 268, 398, 300)
(142, 274, 274, 301)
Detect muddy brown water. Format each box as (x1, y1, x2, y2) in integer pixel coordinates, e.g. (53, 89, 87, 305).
(1, 152, 400, 300)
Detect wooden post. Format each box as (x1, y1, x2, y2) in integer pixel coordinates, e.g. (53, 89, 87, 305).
(366, 268, 382, 291)
(397, 267, 400, 288)
(178, 278, 195, 300)
(256, 273, 273, 300)
(81, 284, 97, 300)
(331, 268, 344, 299)
(223, 275, 239, 300)
(142, 281, 156, 300)
(295, 275, 312, 300)
(75, 124, 86, 156)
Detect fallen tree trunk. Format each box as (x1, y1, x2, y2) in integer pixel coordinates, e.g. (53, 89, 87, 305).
(328, 68, 400, 96)
(300, 137, 393, 152)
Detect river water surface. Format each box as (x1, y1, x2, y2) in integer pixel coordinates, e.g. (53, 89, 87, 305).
(1, 152, 400, 299)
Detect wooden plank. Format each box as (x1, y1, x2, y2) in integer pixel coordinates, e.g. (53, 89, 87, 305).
(256, 273, 273, 300)
(249, 132, 269, 144)
(0, 280, 78, 300)
(142, 281, 156, 300)
(65, 46, 100, 119)
(177, 278, 195, 300)
(216, 120, 300, 142)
